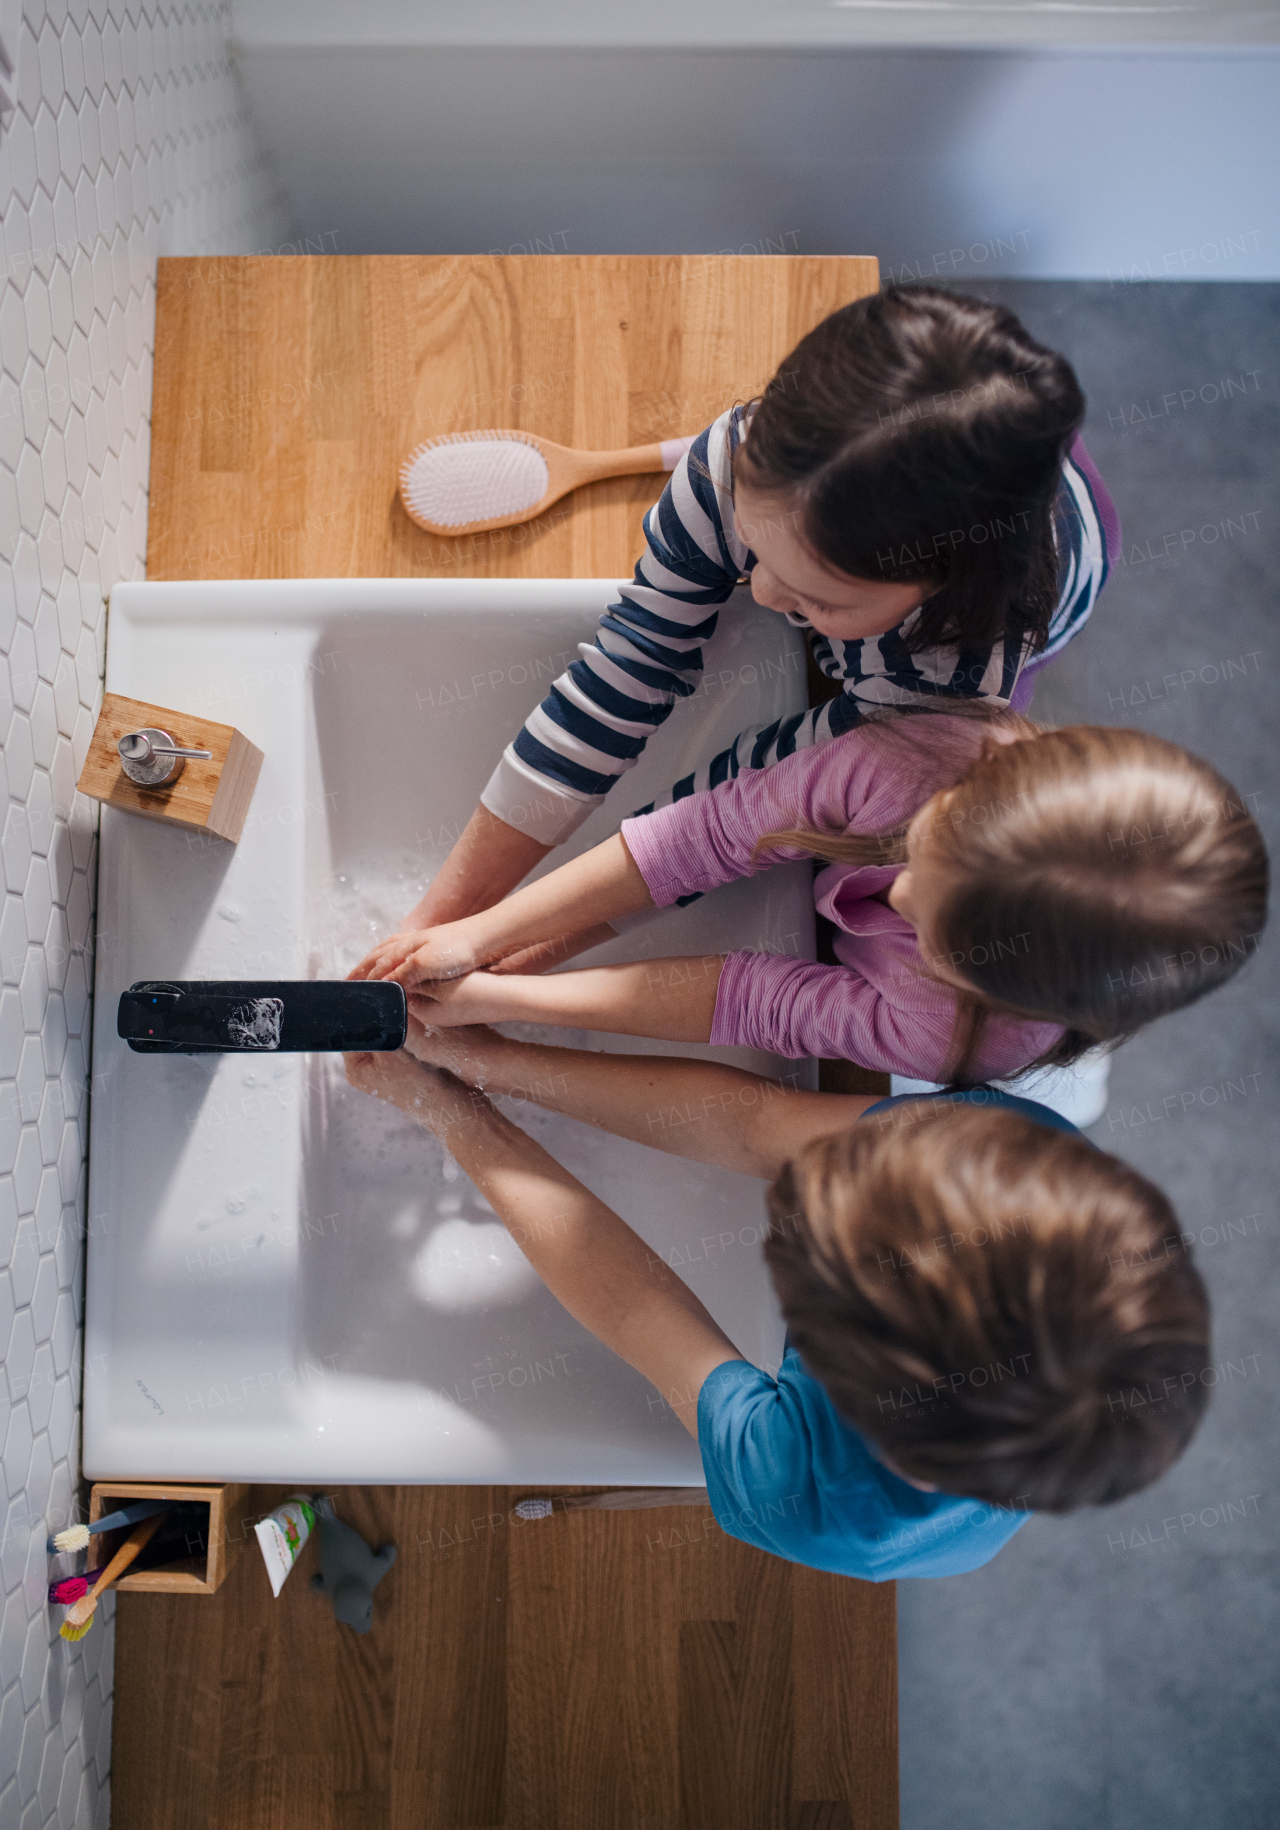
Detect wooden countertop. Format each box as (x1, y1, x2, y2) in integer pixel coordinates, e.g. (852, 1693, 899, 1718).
(128, 253, 898, 1830)
(147, 253, 878, 580)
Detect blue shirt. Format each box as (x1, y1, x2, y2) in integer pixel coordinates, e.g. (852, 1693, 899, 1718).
(696, 1087, 1083, 1579)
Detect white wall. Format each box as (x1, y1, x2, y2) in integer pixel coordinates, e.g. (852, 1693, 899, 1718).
(0, 5, 289, 1826)
(230, 40, 1280, 281)
(231, 0, 1280, 51)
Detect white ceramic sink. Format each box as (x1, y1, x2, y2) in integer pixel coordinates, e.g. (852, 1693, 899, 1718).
(85, 578, 816, 1485)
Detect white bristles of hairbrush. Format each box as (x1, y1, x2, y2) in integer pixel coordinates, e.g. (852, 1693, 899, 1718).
(400, 432, 550, 531)
(514, 1497, 554, 1520)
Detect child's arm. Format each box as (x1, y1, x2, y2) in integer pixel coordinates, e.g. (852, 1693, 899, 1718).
(354, 735, 869, 989)
(389, 427, 724, 929)
(711, 949, 956, 1077)
(403, 1017, 878, 1179)
(344, 1045, 743, 1435)
(412, 956, 725, 1043)
(416, 946, 963, 1080)
(411, 944, 957, 1079)
(398, 805, 553, 930)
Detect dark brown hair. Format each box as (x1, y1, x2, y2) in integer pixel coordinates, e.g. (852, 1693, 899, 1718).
(754, 714, 1269, 1082)
(765, 1103, 1211, 1511)
(734, 285, 1085, 656)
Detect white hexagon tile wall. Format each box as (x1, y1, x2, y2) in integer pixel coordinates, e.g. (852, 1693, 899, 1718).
(0, 5, 291, 1825)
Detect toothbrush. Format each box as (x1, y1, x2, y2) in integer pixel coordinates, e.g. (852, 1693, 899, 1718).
(49, 1575, 89, 1605)
(60, 1512, 169, 1642)
(48, 1498, 169, 1554)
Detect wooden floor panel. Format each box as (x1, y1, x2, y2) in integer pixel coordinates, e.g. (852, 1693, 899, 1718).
(112, 1486, 897, 1830)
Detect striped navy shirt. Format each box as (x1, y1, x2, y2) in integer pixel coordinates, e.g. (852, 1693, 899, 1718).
(482, 405, 1116, 845)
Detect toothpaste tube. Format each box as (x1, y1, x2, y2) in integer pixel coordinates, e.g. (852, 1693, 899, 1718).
(254, 1494, 316, 1597)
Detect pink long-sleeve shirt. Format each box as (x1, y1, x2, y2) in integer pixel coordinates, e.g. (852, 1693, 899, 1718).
(619, 718, 1063, 1081)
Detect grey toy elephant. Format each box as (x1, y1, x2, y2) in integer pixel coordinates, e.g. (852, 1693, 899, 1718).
(308, 1494, 396, 1633)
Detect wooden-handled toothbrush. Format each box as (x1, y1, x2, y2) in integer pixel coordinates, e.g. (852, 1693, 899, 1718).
(59, 1511, 169, 1641)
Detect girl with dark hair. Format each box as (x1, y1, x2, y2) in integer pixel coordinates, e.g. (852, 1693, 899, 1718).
(393, 285, 1120, 937)
(355, 716, 1267, 1089)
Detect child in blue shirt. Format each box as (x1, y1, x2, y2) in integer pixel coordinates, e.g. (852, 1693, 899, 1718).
(347, 1025, 1210, 1581)
(698, 1344, 1029, 1580)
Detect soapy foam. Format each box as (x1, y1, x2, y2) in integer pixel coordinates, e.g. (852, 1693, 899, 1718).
(317, 854, 431, 978)
(400, 434, 549, 528)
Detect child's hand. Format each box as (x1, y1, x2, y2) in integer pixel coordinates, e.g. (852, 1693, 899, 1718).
(402, 1010, 495, 1074)
(349, 919, 481, 988)
(343, 1046, 480, 1131)
(409, 973, 511, 1027)
(343, 1047, 442, 1114)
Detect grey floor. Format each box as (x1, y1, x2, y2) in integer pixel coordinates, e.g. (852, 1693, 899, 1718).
(896, 283, 1279, 1830)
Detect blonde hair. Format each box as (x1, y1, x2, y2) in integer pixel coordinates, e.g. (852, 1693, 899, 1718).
(765, 1103, 1211, 1511)
(756, 716, 1268, 1082)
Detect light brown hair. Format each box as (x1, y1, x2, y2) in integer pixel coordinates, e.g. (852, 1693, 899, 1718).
(765, 1102, 1211, 1511)
(755, 714, 1268, 1082)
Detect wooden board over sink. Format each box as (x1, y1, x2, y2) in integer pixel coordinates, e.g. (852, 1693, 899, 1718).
(147, 253, 878, 581)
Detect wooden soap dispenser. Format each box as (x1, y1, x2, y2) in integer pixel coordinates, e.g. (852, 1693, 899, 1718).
(77, 693, 264, 844)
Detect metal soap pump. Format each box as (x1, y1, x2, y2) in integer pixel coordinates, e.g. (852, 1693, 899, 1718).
(116, 728, 213, 787)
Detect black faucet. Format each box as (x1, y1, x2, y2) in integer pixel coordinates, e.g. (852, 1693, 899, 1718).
(117, 980, 407, 1053)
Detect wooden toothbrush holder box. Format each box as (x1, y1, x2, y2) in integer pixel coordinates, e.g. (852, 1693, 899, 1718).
(77, 692, 264, 843)
(87, 1481, 256, 1596)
